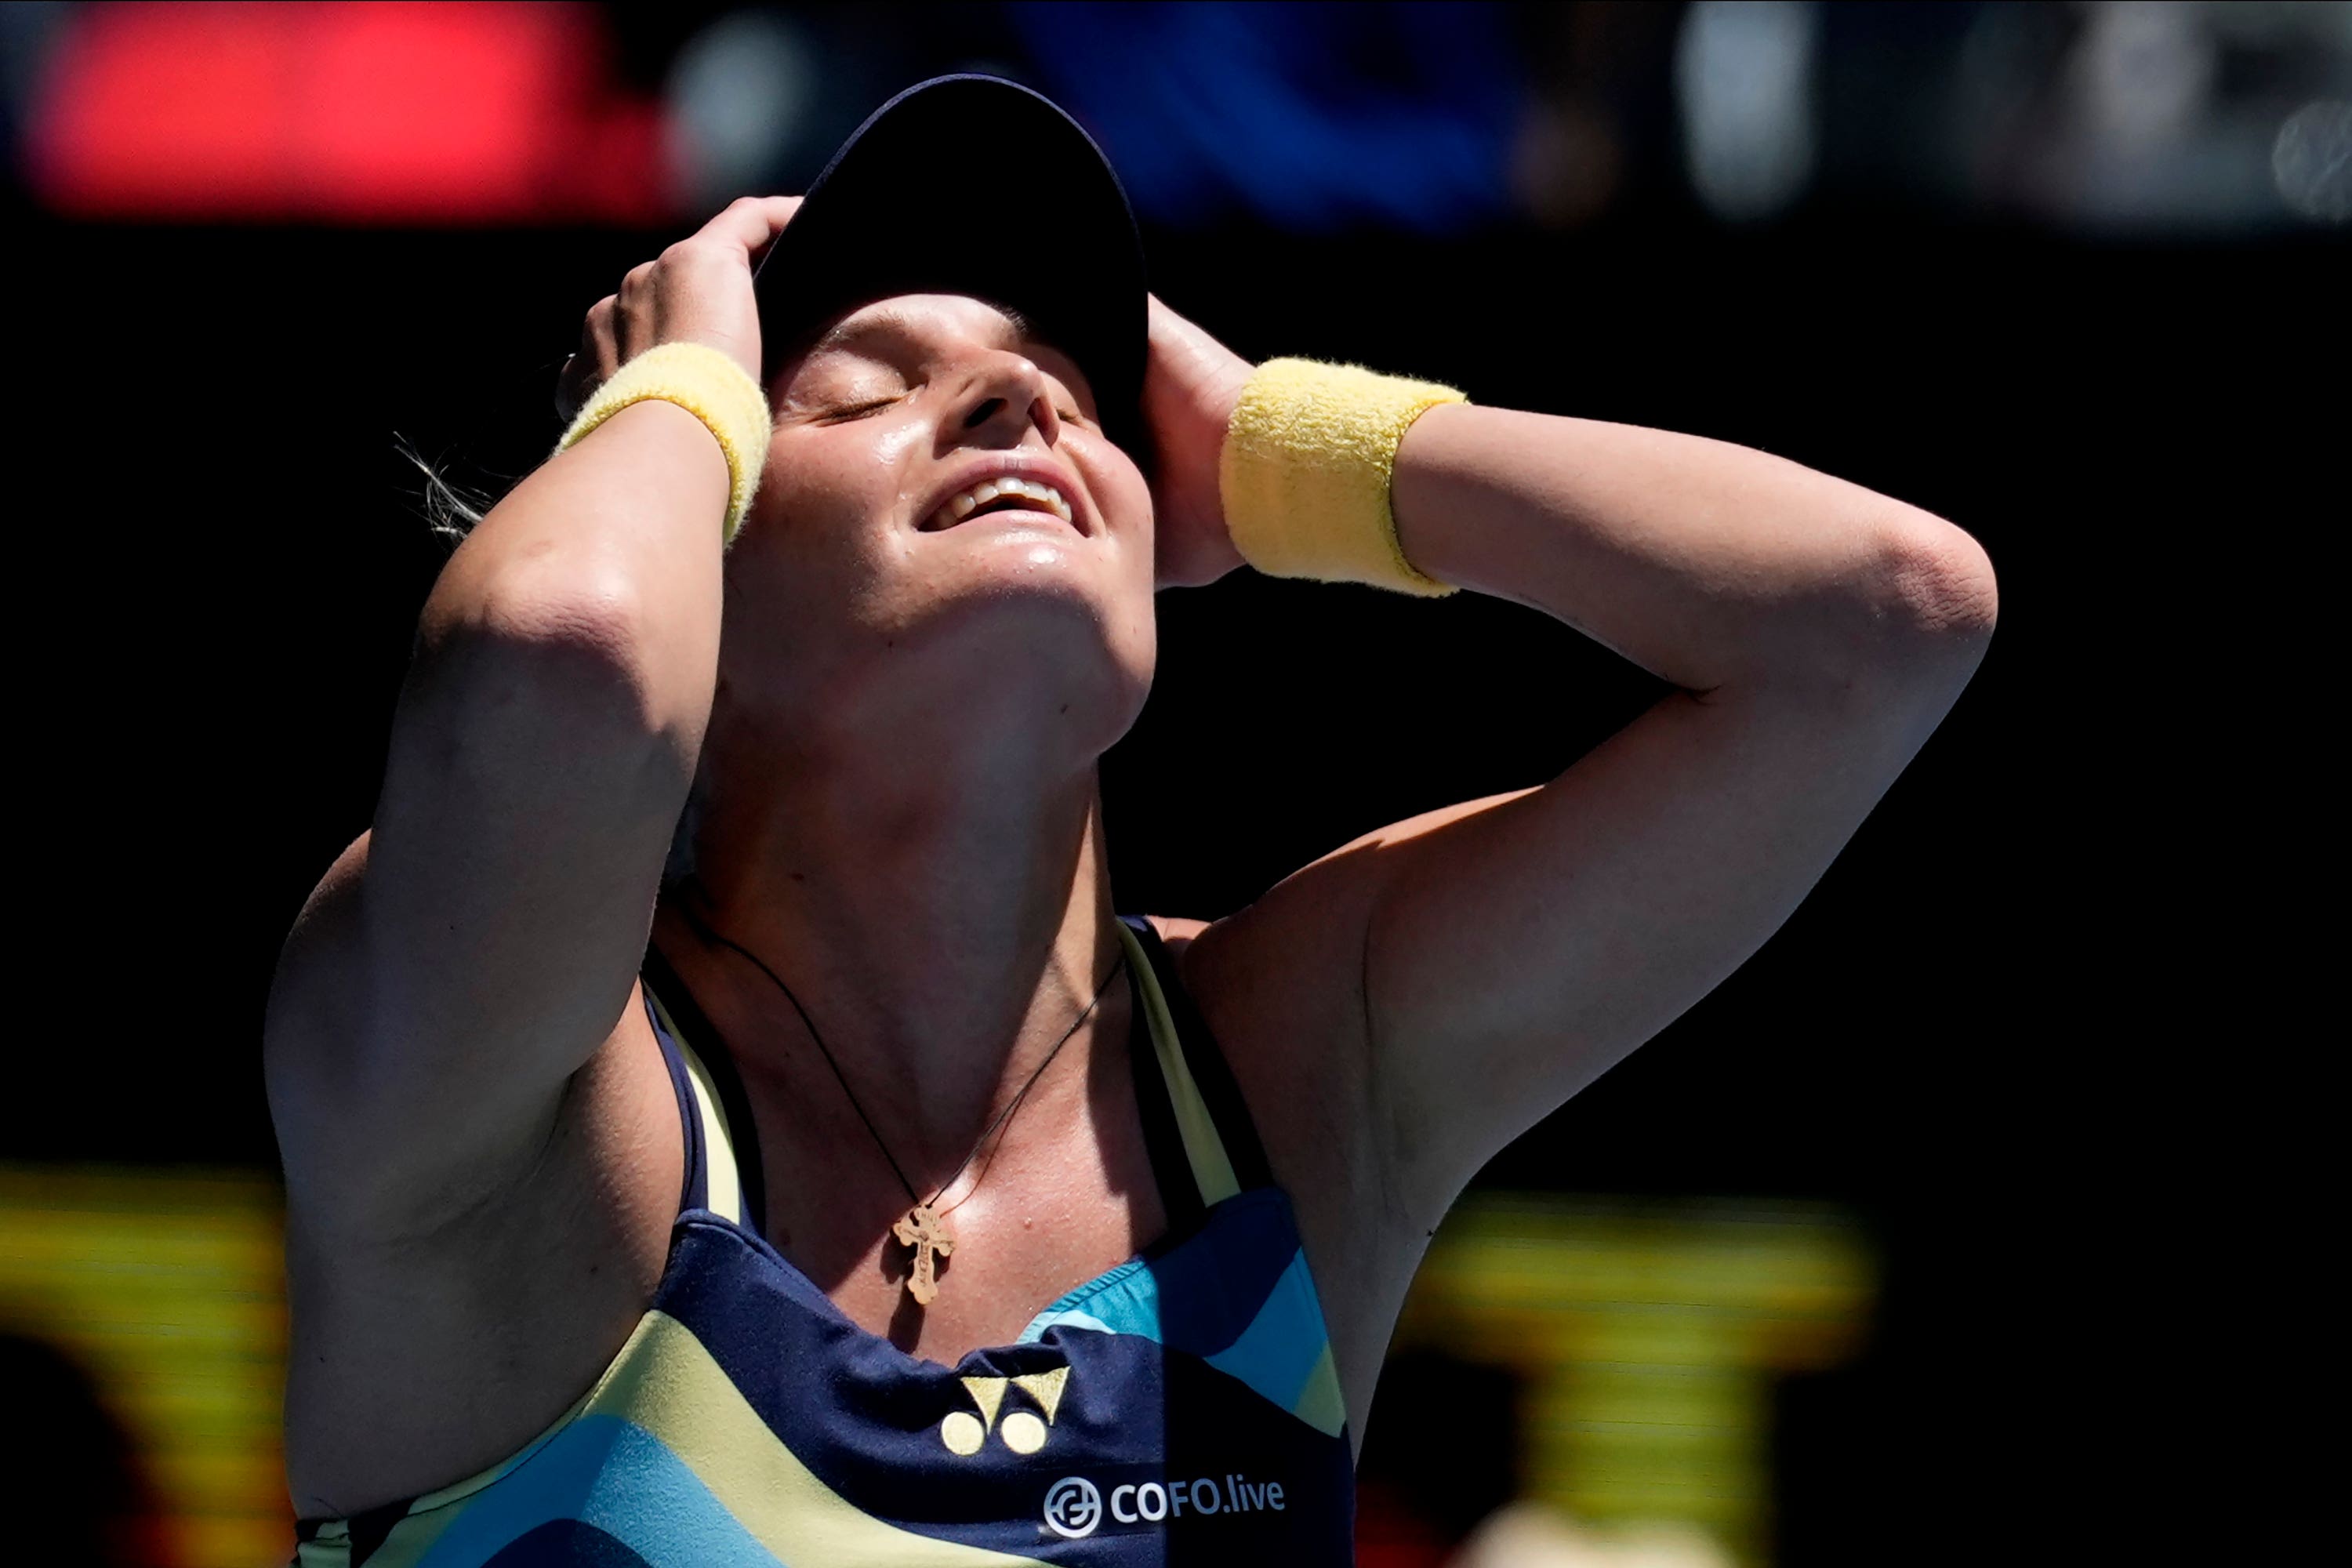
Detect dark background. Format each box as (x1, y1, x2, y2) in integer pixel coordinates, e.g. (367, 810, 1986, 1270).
(6, 3, 2339, 1562)
(21, 211, 2322, 1559)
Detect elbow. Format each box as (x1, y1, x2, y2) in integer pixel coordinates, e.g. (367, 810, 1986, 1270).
(1755, 506, 1997, 712)
(412, 559, 670, 746)
(1885, 510, 1999, 646)
(422, 548, 653, 662)
(1838, 507, 1999, 691)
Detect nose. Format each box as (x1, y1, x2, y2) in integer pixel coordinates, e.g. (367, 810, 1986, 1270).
(953, 353, 1062, 448)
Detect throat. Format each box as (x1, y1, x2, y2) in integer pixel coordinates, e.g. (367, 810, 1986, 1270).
(754, 981, 1169, 1361)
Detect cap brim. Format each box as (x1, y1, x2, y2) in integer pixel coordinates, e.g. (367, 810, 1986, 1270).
(753, 75, 1147, 455)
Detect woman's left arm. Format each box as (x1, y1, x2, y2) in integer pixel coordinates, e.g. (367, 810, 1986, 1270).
(1156, 305, 1997, 1239)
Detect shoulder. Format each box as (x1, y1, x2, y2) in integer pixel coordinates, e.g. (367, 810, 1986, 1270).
(1131, 902, 1379, 1214)
(1139, 896, 1370, 1093)
(1131, 909, 1363, 1131)
(1138, 912, 1210, 959)
(1134, 904, 1403, 1440)
(1138, 912, 1347, 1078)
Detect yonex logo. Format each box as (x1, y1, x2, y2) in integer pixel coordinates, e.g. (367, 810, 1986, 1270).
(1042, 1476, 1102, 1539)
(940, 1366, 1070, 1457)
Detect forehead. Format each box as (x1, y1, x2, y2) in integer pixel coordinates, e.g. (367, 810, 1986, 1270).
(800, 294, 1047, 366)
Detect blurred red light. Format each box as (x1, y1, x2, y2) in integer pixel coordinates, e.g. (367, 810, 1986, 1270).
(28, 2, 673, 223)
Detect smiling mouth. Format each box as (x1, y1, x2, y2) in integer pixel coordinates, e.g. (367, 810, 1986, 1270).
(924, 476, 1077, 532)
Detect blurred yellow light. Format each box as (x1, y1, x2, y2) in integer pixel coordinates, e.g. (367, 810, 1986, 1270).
(0, 1166, 290, 1568)
(1392, 1193, 1874, 1568)
(0, 1172, 1867, 1568)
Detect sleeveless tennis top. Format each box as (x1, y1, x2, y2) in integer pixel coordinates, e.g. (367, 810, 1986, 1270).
(293, 915, 1356, 1566)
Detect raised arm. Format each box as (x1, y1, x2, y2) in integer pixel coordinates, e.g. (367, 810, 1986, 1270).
(263, 198, 793, 1234)
(1359, 405, 1996, 1207)
(1157, 308, 1995, 1246)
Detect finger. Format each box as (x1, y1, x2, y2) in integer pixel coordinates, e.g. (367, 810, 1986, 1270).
(692, 194, 804, 263)
(613, 260, 661, 360)
(556, 296, 619, 419)
(1145, 292, 1218, 359)
(1146, 293, 1194, 339)
(583, 295, 621, 381)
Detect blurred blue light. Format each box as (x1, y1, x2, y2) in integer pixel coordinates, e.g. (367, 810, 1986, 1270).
(1007, 1, 1525, 234)
(669, 11, 818, 209)
(1677, 0, 1821, 223)
(2274, 100, 2352, 225)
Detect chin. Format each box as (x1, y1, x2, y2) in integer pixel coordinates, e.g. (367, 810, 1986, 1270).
(906, 579, 1152, 740)
(911, 524, 1134, 621)
(921, 515, 1096, 568)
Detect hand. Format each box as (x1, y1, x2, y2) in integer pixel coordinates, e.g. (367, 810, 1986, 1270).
(556, 195, 802, 423)
(1142, 294, 1256, 589)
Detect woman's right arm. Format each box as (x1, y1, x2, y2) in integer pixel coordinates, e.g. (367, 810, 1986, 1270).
(263, 198, 794, 1235)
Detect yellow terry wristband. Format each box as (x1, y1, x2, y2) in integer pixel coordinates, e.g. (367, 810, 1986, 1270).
(1218, 358, 1467, 597)
(557, 341, 771, 545)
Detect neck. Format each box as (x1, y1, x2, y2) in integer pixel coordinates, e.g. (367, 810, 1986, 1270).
(648, 728, 1127, 1181)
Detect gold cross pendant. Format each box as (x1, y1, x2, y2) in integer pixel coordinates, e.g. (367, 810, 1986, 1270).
(891, 1203, 956, 1305)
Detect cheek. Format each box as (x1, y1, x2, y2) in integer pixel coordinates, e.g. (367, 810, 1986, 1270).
(747, 427, 913, 554)
(1084, 444, 1156, 548)
(864, 417, 934, 479)
(728, 484, 887, 639)
(1117, 481, 1160, 592)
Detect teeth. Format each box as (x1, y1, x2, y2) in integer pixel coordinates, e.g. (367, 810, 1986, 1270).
(927, 476, 1075, 531)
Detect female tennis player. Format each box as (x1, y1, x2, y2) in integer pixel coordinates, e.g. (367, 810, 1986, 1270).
(266, 78, 1994, 1565)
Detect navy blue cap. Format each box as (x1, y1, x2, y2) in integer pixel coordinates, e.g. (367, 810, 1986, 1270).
(752, 75, 1148, 455)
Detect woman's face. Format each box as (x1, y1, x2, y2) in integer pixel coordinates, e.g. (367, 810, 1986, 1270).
(717, 292, 1157, 768)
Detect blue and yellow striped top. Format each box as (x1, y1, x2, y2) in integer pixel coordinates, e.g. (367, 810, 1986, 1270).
(293, 915, 1354, 1564)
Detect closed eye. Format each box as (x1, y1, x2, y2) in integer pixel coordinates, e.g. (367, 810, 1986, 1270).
(828, 397, 899, 420)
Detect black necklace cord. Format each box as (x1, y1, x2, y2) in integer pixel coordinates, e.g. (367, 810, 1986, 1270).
(924, 946, 1123, 1214)
(672, 898, 1127, 1212)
